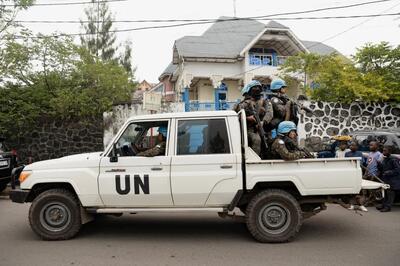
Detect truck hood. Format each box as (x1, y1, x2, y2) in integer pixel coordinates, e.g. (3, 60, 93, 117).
(24, 152, 103, 171)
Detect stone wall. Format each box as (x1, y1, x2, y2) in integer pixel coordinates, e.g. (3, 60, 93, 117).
(103, 102, 184, 147)
(102, 100, 400, 152)
(297, 101, 400, 150)
(12, 118, 104, 163)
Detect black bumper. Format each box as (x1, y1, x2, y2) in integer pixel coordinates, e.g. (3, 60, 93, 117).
(10, 189, 30, 203)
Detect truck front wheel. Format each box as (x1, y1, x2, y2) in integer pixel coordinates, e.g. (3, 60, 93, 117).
(29, 188, 82, 240)
(246, 189, 303, 243)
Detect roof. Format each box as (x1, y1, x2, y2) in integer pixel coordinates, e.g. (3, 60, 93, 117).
(175, 17, 265, 59)
(301, 41, 338, 55)
(159, 62, 178, 80)
(265, 20, 289, 29)
(174, 17, 338, 59)
(128, 110, 238, 121)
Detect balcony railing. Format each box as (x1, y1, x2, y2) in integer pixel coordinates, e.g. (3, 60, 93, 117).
(188, 100, 239, 111)
(249, 54, 288, 66)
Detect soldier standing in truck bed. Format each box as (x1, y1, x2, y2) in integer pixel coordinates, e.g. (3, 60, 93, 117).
(269, 78, 299, 129)
(233, 80, 273, 156)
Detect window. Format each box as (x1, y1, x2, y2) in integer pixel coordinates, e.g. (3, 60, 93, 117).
(177, 119, 230, 155)
(249, 54, 273, 66)
(115, 121, 168, 157)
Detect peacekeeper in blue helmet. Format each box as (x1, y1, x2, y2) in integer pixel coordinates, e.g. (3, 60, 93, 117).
(137, 126, 167, 157)
(233, 80, 273, 156)
(271, 121, 313, 160)
(269, 78, 298, 129)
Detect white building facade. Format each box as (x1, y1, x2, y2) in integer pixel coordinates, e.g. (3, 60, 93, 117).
(159, 18, 337, 112)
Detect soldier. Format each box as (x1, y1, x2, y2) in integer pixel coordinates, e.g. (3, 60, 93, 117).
(269, 78, 297, 129)
(271, 121, 313, 160)
(137, 126, 167, 157)
(233, 80, 273, 156)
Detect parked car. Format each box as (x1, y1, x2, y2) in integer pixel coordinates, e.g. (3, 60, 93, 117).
(351, 129, 400, 155)
(0, 137, 19, 193)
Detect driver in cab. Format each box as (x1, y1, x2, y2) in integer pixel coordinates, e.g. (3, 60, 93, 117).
(136, 126, 167, 157)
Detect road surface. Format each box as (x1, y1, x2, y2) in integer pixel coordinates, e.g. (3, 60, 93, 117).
(0, 191, 399, 266)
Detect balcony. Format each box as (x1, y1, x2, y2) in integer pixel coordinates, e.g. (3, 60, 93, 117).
(249, 53, 288, 66)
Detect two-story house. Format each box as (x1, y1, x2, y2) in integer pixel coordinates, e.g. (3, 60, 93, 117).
(158, 17, 338, 111)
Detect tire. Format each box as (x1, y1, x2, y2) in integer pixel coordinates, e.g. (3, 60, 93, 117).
(0, 182, 7, 193)
(239, 205, 247, 215)
(246, 189, 303, 243)
(29, 188, 82, 240)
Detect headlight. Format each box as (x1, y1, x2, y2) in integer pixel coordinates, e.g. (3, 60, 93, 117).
(19, 171, 32, 183)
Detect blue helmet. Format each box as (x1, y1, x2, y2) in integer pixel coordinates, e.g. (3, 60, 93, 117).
(158, 126, 168, 137)
(277, 121, 297, 135)
(241, 80, 262, 96)
(270, 78, 287, 91)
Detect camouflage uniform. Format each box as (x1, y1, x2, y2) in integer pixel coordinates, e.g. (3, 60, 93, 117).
(270, 94, 292, 128)
(137, 142, 166, 157)
(270, 136, 308, 160)
(233, 97, 273, 156)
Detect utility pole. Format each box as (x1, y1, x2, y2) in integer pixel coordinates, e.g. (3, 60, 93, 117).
(96, 0, 100, 58)
(233, 0, 237, 17)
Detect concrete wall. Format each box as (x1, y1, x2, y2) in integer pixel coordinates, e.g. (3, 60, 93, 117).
(224, 80, 242, 101)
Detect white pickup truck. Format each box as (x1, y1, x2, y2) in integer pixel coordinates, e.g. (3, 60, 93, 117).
(10, 110, 387, 242)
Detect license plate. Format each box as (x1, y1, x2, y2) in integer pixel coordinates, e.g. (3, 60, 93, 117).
(0, 160, 8, 167)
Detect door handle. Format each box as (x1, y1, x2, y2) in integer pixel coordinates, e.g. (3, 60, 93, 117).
(220, 165, 233, 169)
(151, 167, 163, 171)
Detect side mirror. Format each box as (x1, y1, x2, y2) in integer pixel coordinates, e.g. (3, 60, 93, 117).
(110, 143, 118, 163)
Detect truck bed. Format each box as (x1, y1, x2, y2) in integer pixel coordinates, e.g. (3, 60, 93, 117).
(246, 157, 362, 196)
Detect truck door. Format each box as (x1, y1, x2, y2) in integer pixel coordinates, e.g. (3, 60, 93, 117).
(98, 120, 173, 207)
(170, 117, 237, 206)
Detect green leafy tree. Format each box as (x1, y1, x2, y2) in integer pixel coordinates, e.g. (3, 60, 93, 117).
(80, 0, 117, 61)
(354, 42, 400, 101)
(0, 0, 34, 38)
(0, 33, 134, 141)
(279, 48, 399, 103)
(119, 39, 135, 80)
(279, 52, 325, 88)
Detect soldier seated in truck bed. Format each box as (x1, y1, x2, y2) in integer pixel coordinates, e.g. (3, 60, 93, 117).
(271, 121, 313, 160)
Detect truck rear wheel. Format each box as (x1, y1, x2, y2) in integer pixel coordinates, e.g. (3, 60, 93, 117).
(246, 189, 302, 243)
(0, 182, 7, 193)
(29, 188, 81, 240)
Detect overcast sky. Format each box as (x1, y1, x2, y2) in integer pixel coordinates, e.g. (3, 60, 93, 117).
(17, 0, 400, 83)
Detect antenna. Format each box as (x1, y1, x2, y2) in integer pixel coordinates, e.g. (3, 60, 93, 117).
(233, 0, 237, 17)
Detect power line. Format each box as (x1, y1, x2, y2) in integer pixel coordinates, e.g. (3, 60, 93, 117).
(1, 0, 127, 7)
(13, 12, 400, 24)
(253, 0, 396, 19)
(6, 0, 396, 21)
(11, 12, 400, 40)
(306, 1, 400, 49)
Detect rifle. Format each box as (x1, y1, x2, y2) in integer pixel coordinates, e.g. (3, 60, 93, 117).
(360, 165, 385, 183)
(267, 92, 313, 113)
(250, 104, 269, 151)
(284, 136, 315, 158)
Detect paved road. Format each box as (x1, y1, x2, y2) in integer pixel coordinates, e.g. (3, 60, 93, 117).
(0, 191, 399, 266)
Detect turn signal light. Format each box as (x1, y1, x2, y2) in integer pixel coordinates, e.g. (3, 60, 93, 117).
(19, 171, 32, 183)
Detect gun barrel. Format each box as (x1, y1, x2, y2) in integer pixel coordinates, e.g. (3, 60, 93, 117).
(300, 105, 313, 113)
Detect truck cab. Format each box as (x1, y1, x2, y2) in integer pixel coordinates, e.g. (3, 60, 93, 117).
(10, 111, 387, 242)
